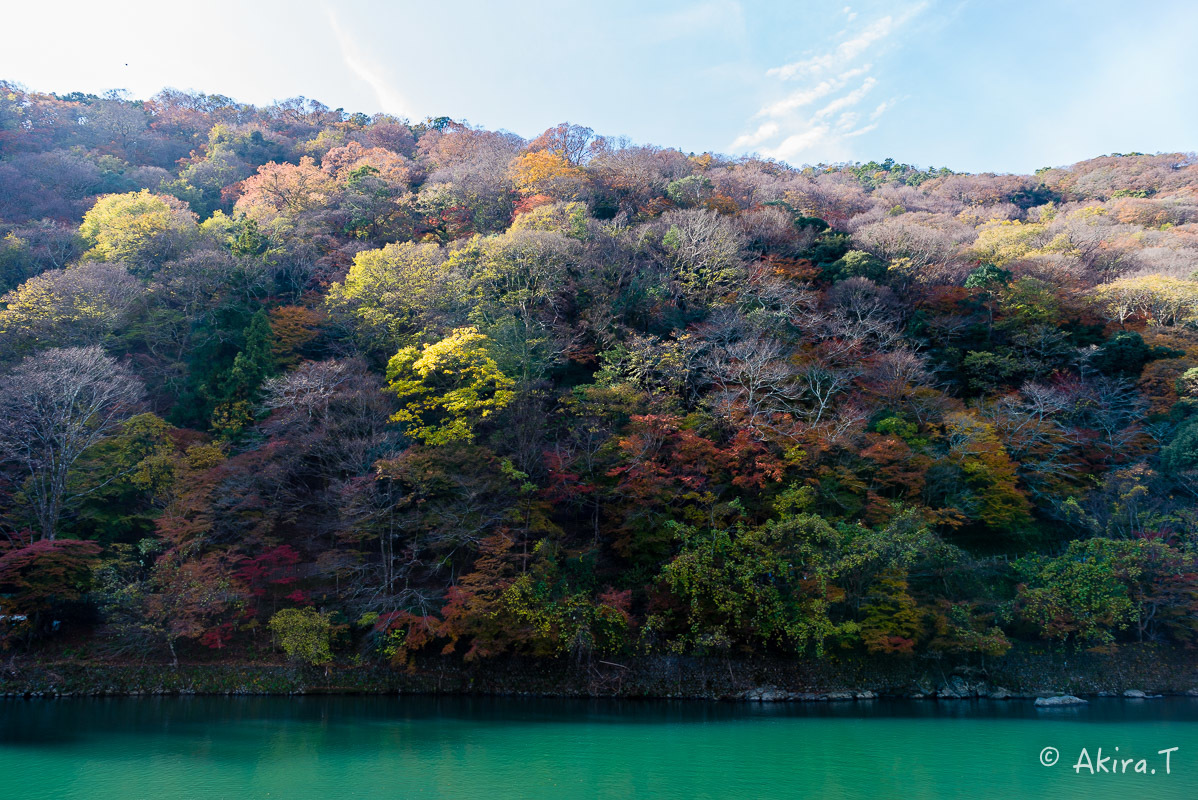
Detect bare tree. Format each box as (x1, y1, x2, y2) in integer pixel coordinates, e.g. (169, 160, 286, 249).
(825, 277, 903, 347)
(588, 142, 691, 214)
(865, 347, 934, 409)
(983, 382, 1082, 505)
(527, 122, 597, 165)
(660, 208, 746, 304)
(853, 215, 972, 270)
(796, 359, 860, 425)
(705, 335, 802, 434)
(259, 358, 398, 517)
(0, 346, 143, 540)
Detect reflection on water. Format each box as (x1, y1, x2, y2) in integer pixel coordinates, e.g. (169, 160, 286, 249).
(2, 696, 1197, 799)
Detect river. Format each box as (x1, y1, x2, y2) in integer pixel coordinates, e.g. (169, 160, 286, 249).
(2, 696, 1196, 798)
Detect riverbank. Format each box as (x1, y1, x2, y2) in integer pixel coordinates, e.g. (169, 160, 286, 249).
(3, 645, 1197, 700)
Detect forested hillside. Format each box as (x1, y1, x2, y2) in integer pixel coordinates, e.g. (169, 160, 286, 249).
(1, 83, 1196, 669)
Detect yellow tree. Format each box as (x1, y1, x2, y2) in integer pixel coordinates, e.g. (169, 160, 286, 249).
(967, 218, 1065, 267)
(942, 411, 1031, 531)
(1092, 276, 1198, 327)
(508, 150, 590, 200)
(325, 241, 459, 349)
(0, 263, 141, 354)
(386, 327, 515, 445)
(79, 190, 198, 271)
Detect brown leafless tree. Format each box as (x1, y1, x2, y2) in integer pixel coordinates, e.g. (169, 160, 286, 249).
(0, 346, 143, 540)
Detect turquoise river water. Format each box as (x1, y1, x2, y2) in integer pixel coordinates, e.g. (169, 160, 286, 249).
(1, 695, 1196, 799)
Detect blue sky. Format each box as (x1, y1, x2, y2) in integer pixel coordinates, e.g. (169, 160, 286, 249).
(3, 0, 1195, 173)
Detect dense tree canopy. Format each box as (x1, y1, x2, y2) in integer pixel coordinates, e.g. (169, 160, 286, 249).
(1, 79, 1197, 666)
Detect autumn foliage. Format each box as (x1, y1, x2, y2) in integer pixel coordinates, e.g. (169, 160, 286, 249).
(0, 81, 1197, 667)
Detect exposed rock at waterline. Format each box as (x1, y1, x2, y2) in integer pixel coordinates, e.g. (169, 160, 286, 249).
(1034, 695, 1088, 707)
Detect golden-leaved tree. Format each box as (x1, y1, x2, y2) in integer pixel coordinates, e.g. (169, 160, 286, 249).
(386, 327, 515, 445)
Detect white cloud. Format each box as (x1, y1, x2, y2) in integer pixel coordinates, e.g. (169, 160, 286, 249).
(777, 3, 925, 80)
(766, 126, 836, 162)
(325, 7, 412, 119)
(812, 77, 877, 119)
(767, 9, 911, 80)
(730, 121, 780, 150)
(868, 100, 894, 121)
(837, 14, 900, 61)
(730, 3, 926, 163)
(755, 65, 870, 118)
(843, 123, 879, 138)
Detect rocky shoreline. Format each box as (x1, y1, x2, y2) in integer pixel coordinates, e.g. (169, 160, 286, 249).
(3, 645, 1197, 702)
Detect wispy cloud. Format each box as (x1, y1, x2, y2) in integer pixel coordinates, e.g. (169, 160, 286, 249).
(325, 7, 412, 119)
(732, 3, 926, 163)
(768, 4, 924, 80)
(728, 121, 780, 150)
(812, 76, 877, 119)
(754, 65, 871, 119)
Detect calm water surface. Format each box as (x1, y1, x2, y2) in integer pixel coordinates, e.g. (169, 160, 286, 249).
(2, 695, 1196, 799)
